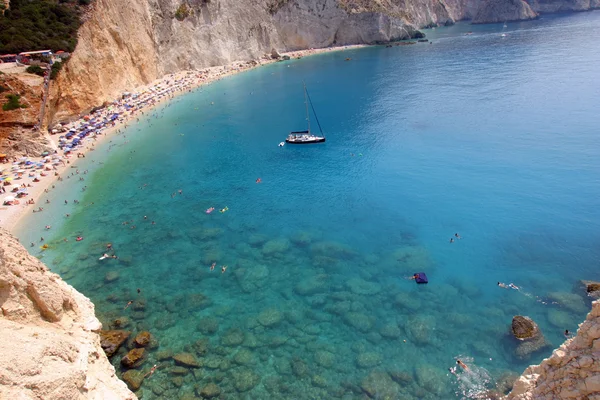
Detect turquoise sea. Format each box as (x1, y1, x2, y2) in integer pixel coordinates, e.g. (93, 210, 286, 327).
(18, 11, 600, 399)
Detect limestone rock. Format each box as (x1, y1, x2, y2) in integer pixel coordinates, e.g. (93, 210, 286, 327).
(295, 274, 329, 296)
(221, 327, 245, 346)
(0, 229, 136, 399)
(472, 0, 537, 24)
(508, 300, 600, 399)
(271, 48, 281, 59)
(121, 347, 145, 368)
(356, 352, 382, 368)
(235, 264, 269, 293)
(99, 330, 131, 357)
(343, 312, 374, 333)
(134, 331, 152, 347)
(346, 278, 381, 296)
(173, 352, 201, 368)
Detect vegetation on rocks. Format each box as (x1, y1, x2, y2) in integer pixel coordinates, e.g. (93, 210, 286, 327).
(3, 94, 27, 111)
(50, 61, 63, 79)
(0, 0, 90, 54)
(174, 3, 190, 21)
(26, 65, 45, 77)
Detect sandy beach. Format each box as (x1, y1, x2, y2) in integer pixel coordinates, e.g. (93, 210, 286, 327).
(0, 44, 366, 234)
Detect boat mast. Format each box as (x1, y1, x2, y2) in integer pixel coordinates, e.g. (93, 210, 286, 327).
(305, 85, 324, 137)
(304, 83, 311, 134)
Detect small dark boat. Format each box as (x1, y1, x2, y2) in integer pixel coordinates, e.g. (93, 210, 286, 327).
(285, 83, 326, 144)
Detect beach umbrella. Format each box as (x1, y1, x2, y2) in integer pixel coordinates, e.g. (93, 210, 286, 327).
(41, 151, 50, 157)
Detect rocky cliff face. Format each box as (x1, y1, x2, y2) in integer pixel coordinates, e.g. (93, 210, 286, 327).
(472, 0, 537, 23)
(529, 0, 600, 13)
(47, 0, 480, 122)
(0, 229, 136, 400)
(508, 300, 600, 399)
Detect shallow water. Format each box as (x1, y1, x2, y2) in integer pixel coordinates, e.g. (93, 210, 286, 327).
(18, 11, 600, 399)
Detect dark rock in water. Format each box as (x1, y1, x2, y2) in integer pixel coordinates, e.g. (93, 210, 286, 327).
(389, 370, 412, 385)
(291, 358, 309, 377)
(122, 369, 145, 391)
(121, 347, 145, 368)
(581, 280, 600, 299)
(413, 30, 426, 39)
(134, 331, 152, 347)
(444, 19, 455, 26)
(221, 327, 245, 346)
(282, 55, 291, 60)
(511, 316, 539, 340)
(173, 352, 201, 368)
(99, 330, 131, 357)
(511, 316, 549, 359)
(418, 39, 429, 42)
(199, 383, 221, 398)
(472, 0, 537, 24)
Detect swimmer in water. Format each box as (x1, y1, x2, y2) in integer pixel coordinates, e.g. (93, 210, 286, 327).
(221, 265, 227, 274)
(145, 364, 158, 378)
(455, 233, 461, 239)
(456, 359, 469, 371)
(508, 283, 520, 290)
(409, 273, 419, 280)
(564, 329, 570, 339)
(450, 238, 454, 243)
(210, 262, 216, 271)
(498, 282, 508, 288)
(124, 300, 133, 310)
(256, 178, 262, 183)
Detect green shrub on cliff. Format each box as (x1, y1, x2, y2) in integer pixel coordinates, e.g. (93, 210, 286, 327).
(50, 61, 63, 80)
(2, 94, 28, 111)
(0, 0, 91, 54)
(175, 4, 190, 21)
(26, 65, 46, 77)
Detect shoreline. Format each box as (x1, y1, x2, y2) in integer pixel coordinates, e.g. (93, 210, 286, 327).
(0, 44, 367, 235)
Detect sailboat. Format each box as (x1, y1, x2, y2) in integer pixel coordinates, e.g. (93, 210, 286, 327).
(286, 83, 326, 144)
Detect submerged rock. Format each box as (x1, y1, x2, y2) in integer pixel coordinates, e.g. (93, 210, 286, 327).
(99, 330, 131, 357)
(121, 348, 145, 368)
(360, 370, 400, 398)
(173, 352, 201, 368)
(314, 350, 335, 368)
(346, 278, 381, 296)
(221, 327, 245, 346)
(548, 292, 587, 313)
(235, 264, 269, 293)
(261, 238, 290, 256)
(122, 369, 145, 391)
(199, 383, 221, 398)
(133, 331, 152, 347)
(356, 352, 382, 368)
(198, 316, 220, 335)
(511, 316, 549, 359)
(295, 274, 329, 296)
(580, 280, 600, 299)
(258, 308, 283, 327)
(232, 368, 261, 392)
(343, 312, 374, 333)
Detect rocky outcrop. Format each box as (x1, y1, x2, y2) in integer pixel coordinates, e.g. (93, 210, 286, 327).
(472, 0, 537, 24)
(507, 300, 600, 399)
(0, 229, 136, 400)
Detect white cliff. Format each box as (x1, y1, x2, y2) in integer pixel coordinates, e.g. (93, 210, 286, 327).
(0, 229, 136, 400)
(508, 299, 600, 399)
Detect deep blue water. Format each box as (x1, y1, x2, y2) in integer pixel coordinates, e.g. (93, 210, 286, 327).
(19, 11, 600, 399)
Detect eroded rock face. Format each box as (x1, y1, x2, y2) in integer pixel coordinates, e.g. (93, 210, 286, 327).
(0, 229, 136, 399)
(508, 300, 600, 399)
(472, 0, 537, 24)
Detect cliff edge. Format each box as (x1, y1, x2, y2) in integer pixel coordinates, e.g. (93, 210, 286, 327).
(508, 299, 600, 399)
(0, 229, 136, 400)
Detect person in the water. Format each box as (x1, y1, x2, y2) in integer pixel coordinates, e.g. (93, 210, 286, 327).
(456, 359, 469, 371)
